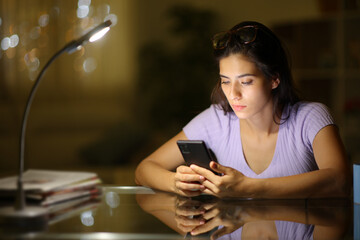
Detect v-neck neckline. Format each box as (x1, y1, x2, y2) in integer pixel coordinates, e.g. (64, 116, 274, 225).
(237, 115, 283, 177)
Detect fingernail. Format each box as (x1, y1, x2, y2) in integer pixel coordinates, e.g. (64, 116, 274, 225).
(199, 176, 205, 180)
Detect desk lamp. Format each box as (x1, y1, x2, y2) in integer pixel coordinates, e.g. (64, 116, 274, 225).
(0, 20, 112, 219)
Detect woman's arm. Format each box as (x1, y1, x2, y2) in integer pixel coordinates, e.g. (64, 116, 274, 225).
(135, 192, 188, 235)
(191, 125, 351, 198)
(257, 124, 351, 198)
(135, 131, 206, 196)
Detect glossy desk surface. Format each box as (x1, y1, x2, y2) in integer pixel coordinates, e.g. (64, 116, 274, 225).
(0, 186, 357, 239)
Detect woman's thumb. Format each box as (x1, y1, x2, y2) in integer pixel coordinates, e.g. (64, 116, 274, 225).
(210, 161, 227, 174)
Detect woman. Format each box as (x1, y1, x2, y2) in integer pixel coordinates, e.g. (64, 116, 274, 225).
(135, 21, 351, 199)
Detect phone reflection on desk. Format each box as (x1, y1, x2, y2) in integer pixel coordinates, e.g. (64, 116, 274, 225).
(136, 192, 351, 240)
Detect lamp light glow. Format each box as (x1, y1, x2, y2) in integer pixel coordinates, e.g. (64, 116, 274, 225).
(0, 20, 112, 222)
(65, 20, 112, 53)
(89, 27, 110, 42)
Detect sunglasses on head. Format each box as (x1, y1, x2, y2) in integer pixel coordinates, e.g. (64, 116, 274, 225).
(212, 25, 259, 50)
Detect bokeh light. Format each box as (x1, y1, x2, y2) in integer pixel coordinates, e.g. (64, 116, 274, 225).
(105, 191, 120, 209)
(104, 13, 117, 26)
(24, 48, 40, 72)
(83, 57, 97, 73)
(1, 37, 10, 50)
(38, 14, 50, 27)
(29, 26, 41, 39)
(80, 210, 94, 226)
(9, 34, 19, 48)
(78, 0, 91, 7)
(77, 5, 90, 19)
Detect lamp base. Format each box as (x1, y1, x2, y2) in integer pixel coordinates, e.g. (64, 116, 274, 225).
(0, 205, 48, 218)
(0, 206, 48, 232)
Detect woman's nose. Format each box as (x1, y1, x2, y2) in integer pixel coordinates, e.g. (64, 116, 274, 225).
(229, 82, 242, 100)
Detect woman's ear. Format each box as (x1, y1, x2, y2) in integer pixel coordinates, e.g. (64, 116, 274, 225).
(272, 78, 280, 89)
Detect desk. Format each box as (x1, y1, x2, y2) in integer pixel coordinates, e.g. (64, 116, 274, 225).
(0, 186, 356, 239)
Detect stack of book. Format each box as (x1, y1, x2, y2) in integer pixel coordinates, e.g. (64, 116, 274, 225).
(0, 169, 102, 206)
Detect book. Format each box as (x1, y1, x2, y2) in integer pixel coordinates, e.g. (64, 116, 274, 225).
(47, 194, 101, 225)
(0, 169, 102, 206)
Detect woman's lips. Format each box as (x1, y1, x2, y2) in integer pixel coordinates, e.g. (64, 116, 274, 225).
(232, 104, 246, 111)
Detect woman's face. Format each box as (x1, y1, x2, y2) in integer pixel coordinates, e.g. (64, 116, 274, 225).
(219, 54, 279, 120)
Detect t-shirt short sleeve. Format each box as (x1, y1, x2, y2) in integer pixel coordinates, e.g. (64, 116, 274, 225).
(295, 102, 335, 147)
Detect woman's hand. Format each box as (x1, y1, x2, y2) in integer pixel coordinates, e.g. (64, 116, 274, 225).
(174, 197, 246, 239)
(190, 161, 251, 198)
(174, 197, 208, 233)
(192, 204, 246, 239)
(173, 165, 206, 197)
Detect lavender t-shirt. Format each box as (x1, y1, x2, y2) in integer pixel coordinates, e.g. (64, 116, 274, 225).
(183, 102, 334, 178)
(218, 221, 314, 240)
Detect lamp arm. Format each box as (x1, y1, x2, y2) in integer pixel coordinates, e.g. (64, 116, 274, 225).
(14, 20, 111, 212)
(15, 43, 70, 210)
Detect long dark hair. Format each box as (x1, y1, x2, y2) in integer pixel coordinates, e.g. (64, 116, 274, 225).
(211, 21, 300, 123)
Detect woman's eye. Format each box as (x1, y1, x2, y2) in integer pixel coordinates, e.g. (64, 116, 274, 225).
(221, 80, 230, 85)
(241, 80, 253, 85)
